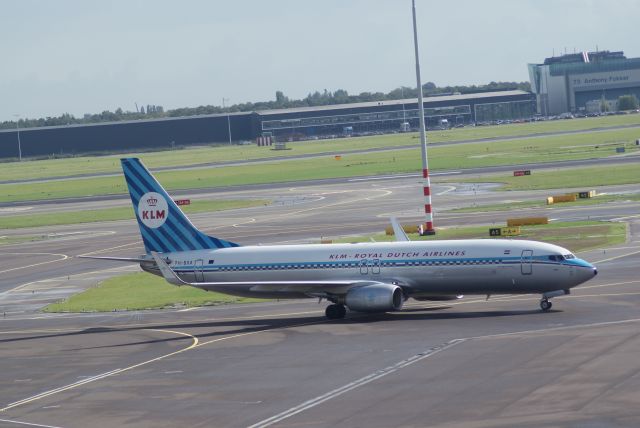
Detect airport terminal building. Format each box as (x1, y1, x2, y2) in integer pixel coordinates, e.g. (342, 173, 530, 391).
(0, 90, 534, 159)
(528, 50, 640, 115)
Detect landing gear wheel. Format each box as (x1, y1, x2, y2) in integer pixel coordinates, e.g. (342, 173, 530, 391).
(540, 299, 552, 311)
(325, 304, 346, 320)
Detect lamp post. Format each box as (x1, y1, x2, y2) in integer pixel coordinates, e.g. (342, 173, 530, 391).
(14, 114, 22, 161)
(411, 0, 435, 235)
(222, 98, 232, 144)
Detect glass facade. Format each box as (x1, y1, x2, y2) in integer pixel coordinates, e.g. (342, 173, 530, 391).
(550, 58, 640, 76)
(474, 100, 535, 122)
(261, 105, 471, 131)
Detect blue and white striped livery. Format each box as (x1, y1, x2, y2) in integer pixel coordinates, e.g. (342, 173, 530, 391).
(121, 158, 238, 253)
(85, 157, 599, 320)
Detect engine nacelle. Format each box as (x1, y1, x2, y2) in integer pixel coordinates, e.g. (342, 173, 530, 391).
(345, 283, 404, 313)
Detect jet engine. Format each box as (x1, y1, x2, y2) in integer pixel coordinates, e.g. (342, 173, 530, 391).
(345, 283, 404, 312)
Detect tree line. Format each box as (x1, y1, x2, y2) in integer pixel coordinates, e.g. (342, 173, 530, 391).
(1, 81, 530, 130)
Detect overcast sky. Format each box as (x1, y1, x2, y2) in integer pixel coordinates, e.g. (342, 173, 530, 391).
(2, 0, 639, 121)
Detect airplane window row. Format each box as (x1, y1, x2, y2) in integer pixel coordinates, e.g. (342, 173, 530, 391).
(195, 259, 508, 272)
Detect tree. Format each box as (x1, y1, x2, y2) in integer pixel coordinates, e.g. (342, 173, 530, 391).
(423, 81, 436, 91)
(275, 90, 288, 105)
(617, 95, 639, 111)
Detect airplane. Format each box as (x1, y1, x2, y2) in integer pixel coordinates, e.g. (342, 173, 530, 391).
(83, 157, 598, 320)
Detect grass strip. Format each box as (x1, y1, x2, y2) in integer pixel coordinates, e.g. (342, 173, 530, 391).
(44, 272, 266, 313)
(0, 235, 47, 246)
(2, 114, 639, 182)
(452, 163, 640, 191)
(2, 127, 640, 203)
(335, 221, 626, 253)
(0, 199, 268, 230)
(449, 193, 640, 213)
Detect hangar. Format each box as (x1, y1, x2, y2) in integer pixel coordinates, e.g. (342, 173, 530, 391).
(528, 50, 640, 115)
(258, 90, 534, 140)
(0, 90, 534, 159)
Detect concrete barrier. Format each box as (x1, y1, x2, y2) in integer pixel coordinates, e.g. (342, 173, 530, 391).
(507, 217, 548, 226)
(551, 194, 577, 203)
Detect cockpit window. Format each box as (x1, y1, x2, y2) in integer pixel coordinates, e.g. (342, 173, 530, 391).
(564, 254, 575, 259)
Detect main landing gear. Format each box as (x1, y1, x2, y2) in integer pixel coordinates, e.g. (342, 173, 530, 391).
(325, 304, 346, 320)
(540, 298, 552, 312)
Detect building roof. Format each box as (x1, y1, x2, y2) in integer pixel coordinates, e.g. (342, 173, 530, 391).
(1, 90, 532, 134)
(0, 110, 252, 134)
(257, 90, 531, 116)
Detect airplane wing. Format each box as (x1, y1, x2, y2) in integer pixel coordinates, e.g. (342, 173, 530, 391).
(390, 217, 410, 242)
(150, 252, 389, 295)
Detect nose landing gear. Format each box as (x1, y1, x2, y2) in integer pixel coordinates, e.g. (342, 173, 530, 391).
(325, 304, 346, 320)
(540, 298, 552, 311)
(539, 289, 570, 312)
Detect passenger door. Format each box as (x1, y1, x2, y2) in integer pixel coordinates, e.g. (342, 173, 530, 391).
(521, 250, 533, 275)
(194, 259, 205, 282)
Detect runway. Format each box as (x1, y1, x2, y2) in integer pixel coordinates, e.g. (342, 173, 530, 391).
(1, 174, 640, 427)
(1, 244, 639, 427)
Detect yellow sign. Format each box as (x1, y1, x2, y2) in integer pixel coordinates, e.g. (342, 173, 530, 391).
(501, 227, 521, 236)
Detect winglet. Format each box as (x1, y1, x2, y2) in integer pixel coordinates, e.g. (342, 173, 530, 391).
(390, 217, 410, 242)
(151, 251, 188, 286)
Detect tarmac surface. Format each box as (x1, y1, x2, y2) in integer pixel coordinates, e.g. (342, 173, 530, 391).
(1, 171, 640, 427)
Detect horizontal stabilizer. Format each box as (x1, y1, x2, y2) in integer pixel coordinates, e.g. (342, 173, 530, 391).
(77, 255, 150, 263)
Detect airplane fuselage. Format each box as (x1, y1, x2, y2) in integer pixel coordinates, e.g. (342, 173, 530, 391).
(142, 239, 596, 299)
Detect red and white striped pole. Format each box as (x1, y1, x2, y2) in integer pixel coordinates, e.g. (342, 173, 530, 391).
(412, 0, 435, 235)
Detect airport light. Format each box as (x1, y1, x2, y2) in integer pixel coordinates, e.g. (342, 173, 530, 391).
(411, 0, 435, 235)
(222, 98, 232, 144)
(13, 114, 22, 161)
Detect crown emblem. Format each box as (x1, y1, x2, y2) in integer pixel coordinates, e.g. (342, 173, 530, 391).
(146, 197, 158, 206)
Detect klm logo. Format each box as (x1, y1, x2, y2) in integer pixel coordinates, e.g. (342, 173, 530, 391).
(138, 192, 169, 228)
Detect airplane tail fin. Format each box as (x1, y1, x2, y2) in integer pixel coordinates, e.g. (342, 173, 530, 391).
(120, 157, 239, 254)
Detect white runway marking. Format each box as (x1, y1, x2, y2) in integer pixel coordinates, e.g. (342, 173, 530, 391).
(249, 316, 640, 428)
(0, 329, 199, 413)
(247, 339, 465, 428)
(0, 419, 64, 428)
(5, 265, 135, 294)
(0, 253, 68, 275)
(348, 171, 461, 182)
(436, 185, 457, 195)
